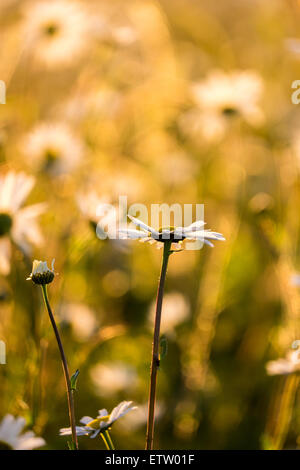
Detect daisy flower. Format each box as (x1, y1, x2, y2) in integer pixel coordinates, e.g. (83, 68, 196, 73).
(0, 415, 45, 450)
(27, 258, 78, 449)
(59, 401, 137, 441)
(148, 291, 190, 334)
(180, 70, 264, 142)
(119, 212, 225, 449)
(22, 122, 84, 175)
(118, 215, 225, 250)
(90, 363, 138, 396)
(0, 171, 46, 275)
(77, 191, 128, 250)
(291, 273, 300, 287)
(266, 343, 300, 375)
(59, 302, 98, 342)
(22, 0, 96, 67)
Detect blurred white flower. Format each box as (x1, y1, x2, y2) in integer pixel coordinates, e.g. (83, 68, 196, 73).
(22, 122, 84, 175)
(290, 273, 300, 287)
(77, 192, 128, 251)
(180, 70, 264, 142)
(291, 134, 300, 171)
(111, 25, 138, 46)
(90, 362, 138, 396)
(118, 402, 164, 431)
(285, 38, 300, 55)
(266, 345, 300, 375)
(58, 87, 122, 123)
(154, 152, 196, 186)
(192, 69, 264, 122)
(0, 171, 46, 275)
(59, 303, 98, 341)
(22, 0, 97, 67)
(0, 415, 45, 450)
(59, 401, 137, 438)
(149, 292, 190, 334)
(118, 215, 225, 250)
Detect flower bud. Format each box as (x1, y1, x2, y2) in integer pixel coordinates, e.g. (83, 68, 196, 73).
(27, 259, 55, 285)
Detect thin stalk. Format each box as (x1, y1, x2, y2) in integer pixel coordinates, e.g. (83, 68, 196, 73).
(100, 432, 110, 450)
(41, 285, 78, 450)
(146, 241, 172, 450)
(104, 430, 115, 450)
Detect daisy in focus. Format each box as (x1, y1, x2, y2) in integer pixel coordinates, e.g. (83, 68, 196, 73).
(22, 122, 84, 175)
(0, 415, 45, 450)
(59, 401, 137, 446)
(0, 171, 46, 275)
(22, 0, 96, 67)
(180, 69, 264, 142)
(266, 343, 300, 376)
(118, 215, 225, 250)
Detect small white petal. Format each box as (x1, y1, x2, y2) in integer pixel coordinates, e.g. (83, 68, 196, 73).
(118, 229, 149, 239)
(90, 429, 101, 439)
(127, 215, 159, 237)
(182, 220, 206, 233)
(80, 416, 93, 425)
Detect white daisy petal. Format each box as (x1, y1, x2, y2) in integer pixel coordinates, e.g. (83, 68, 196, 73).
(182, 220, 206, 233)
(90, 429, 101, 439)
(118, 229, 149, 239)
(79, 416, 94, 425)
(128, 215, 159, 236)
(0, 415, 45, 450)
(0, 238, 11, 275)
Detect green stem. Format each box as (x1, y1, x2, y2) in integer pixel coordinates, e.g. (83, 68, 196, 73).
(100, 432, 110, 450)
(145, 241, 172, 450)
(105, 430, 115, 450)
(41, 285, 78, 450)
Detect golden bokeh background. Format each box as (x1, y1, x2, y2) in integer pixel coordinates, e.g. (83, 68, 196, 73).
(0, 0, 300, 449)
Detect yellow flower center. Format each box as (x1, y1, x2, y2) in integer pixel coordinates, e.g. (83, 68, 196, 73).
(158, 226, 175, 233)
(86, 415, 110, 430)
(156, 226, 185, 242)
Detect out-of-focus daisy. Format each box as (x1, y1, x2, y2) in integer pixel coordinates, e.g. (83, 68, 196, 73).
(192, 69, 264, 123)
(22, 0, 97, 67)
(285, 38, 300, 55)
(118, 215, 225, 250)
(59, 401, 137, 438)
(77, 191, 127, 247)
(118, 402, 164, 431)
(291, 134, 300, 171)
(0, 171, 46, 275)
(90, 362, 138, 396)
(61, 87, 122, 123)
(22, 122, 84, 175)
(110, 25, 138, 46)
(0, 415, 45, 450)
(180, 70, 264, 142)
(266, 343, 300, 375)
(59, 303, 98, 341)
(291, 273, 300, 287)
(148, 292, 190, 334)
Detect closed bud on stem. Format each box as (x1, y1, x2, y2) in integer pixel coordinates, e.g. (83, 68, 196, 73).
(26, 259, 56, 285)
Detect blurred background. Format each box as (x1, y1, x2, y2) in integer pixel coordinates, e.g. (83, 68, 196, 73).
(1, 0, 300, 450)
